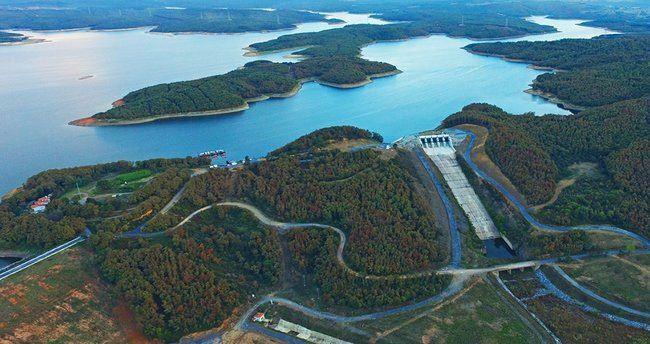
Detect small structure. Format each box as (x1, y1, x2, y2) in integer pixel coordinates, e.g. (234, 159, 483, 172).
(30, 195, 51, 213)
(273, 319, 351, 344)
(252, 312, 268, 323)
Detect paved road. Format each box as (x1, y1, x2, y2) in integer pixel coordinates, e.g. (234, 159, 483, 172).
(460, 130, 650, 247)
(551, 265, 650, 318)
(0, 236, 85, 282)
(536, 269, 650, 331)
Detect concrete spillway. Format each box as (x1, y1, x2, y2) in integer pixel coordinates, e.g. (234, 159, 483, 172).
(420, 134, 501, 240)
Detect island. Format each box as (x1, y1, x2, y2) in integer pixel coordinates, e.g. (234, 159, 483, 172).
(70, 57, 400, 126)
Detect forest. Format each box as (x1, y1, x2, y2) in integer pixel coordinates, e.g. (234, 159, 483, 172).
(169, 146, 447, 276)
(0, 8, 337, 33)
(269, 126, 383, 156)
(465, 35, 650, 107)
(90, 57, 396, 122)
(287, 227, 450, 309)
(0, 157, 207, 249)
(249, 15, 555, 58)
(98, 206, 282, 341)
(442, 100, 649, 237)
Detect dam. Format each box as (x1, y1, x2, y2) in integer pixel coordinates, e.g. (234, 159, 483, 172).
(420, 134, 501, 240)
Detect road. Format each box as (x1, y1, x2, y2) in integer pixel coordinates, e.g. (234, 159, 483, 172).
(0, 236, 85, 281)
(551, 265, 650, 318)
(536, 269, 650, 331)
(460, 130, 650, 247)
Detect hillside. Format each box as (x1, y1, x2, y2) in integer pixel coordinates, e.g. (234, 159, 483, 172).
(442, 100, 649, 236)
(465, 35, 650, 108)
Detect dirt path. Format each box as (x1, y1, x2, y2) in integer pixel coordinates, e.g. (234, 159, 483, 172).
(371, 277, 481, 342)
(530, 178, 576, 212)
(612, 255, 650, 276)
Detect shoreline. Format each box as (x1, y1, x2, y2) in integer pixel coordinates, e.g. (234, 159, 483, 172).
(524, 88, 585, 112)
(0, 38, 47, 46)
(462, 49, 564, 71)
(69, 70, 401, 127)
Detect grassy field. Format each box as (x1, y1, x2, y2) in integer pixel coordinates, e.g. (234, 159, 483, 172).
(501, 269, 650, 344)
(559, 254, 649, 312)
(0, 247, 136, 343)
(377, 279, 537, 343)
(61, 169, 155, 200)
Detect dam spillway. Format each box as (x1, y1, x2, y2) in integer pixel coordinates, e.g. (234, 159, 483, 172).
(420, 134, 501, 240)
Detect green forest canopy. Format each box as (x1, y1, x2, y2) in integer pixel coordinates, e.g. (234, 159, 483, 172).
(91, 57, 396, 121)
(0, 8, 337, 33)
(465, 35, 650, 107)
(442, 100, 649, 236)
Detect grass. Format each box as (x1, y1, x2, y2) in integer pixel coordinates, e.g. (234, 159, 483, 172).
(0, 247, 128, 343)
(526, 294, 650, 344)
(115, 169, 152, 183)
(61, 169, 155, 201)
(377, 279, 537, 344)
(559, 254, 649, 312)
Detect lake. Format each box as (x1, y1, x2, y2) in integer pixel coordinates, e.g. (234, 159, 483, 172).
(0, 15, 614, 194)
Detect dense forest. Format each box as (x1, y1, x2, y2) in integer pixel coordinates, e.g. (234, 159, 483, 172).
(98, 207, 281, 341)
(0, 8, 337, 33)
(465, 35, 650, 107)
(89, 57, 396, 122)
(287, 227, 450, 309)
(442, 101, 649, 236)
(170, 146, 446, 275)
(249, 15, 555, 58)
(269, 126, 383, 156)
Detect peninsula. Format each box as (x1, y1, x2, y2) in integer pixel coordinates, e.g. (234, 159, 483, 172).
(464, 35, 650, 109)
(70, 57, 399, 126)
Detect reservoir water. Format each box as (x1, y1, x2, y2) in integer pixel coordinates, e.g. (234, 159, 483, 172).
(0, 15, 614, 194)
(0, 257, 20, 269)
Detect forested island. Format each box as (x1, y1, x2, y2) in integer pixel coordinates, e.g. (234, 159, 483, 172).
(71, 58, 398, 125)
(248, 15, 555, 58)
(465, 35, 650, 109)
(0, 8, 340, 34)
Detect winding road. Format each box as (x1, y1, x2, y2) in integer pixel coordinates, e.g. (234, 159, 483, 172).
(459, 130, 650, 247)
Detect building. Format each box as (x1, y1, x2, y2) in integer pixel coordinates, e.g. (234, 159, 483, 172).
(252, 312, 268, 323)
(30, 195, 51, 213)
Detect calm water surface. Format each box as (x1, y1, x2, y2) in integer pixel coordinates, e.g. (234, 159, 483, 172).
(0, 257, 19, 269)
(0, 15, 613, 194)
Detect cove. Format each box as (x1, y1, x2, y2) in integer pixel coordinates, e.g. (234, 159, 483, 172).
(0, 15, 613, 194)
